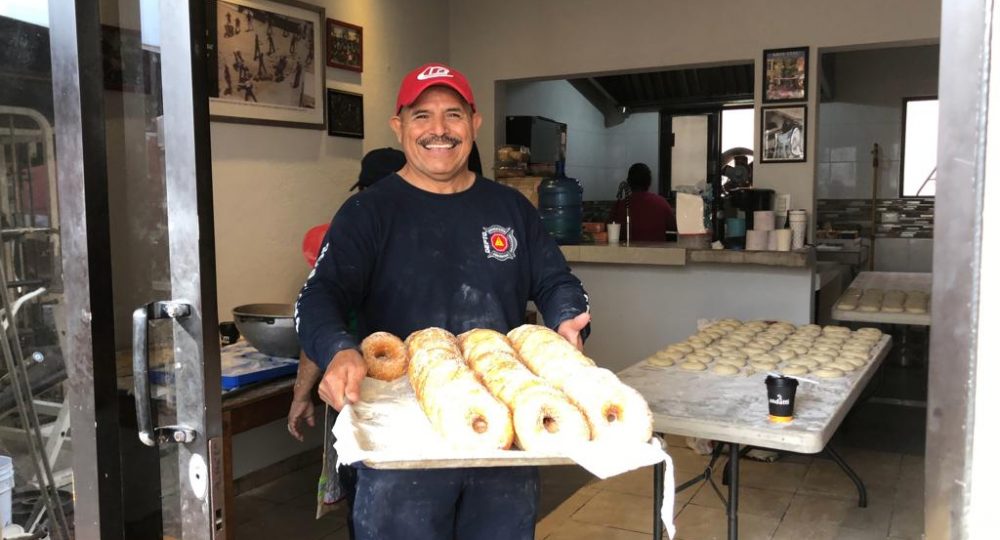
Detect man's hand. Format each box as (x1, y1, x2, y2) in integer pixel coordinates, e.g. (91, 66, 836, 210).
(286, 398, 315, 442)
(318, 348, 367, 411)
(557, 312, 591, 351)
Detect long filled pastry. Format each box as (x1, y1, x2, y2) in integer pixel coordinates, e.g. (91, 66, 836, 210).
(405, 327, 514, 450)
(457, 329, 590, 452)
(508, 324, 653, 443)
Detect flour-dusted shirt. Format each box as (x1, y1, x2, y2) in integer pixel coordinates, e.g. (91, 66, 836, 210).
(295, 174, 590, 369)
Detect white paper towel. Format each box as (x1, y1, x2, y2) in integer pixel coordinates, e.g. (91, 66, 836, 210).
(745, 229, 769, 251)
(675, 193, 706, 235)
(333, 377, 676, 538)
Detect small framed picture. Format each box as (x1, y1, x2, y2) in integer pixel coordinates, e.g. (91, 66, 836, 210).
(762, 47, 808, 103)
(327, 89, 364, 138)
(760, 105, 807, 163)
(326, 18, 362, 72)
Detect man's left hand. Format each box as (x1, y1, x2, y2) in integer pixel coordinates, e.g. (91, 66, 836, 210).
(557, 312, 591, 351)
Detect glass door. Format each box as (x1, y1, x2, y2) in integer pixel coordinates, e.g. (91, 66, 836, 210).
(45, 0, 223, 538)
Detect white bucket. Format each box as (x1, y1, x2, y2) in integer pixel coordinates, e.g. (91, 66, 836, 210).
(0, 455, 13, 527)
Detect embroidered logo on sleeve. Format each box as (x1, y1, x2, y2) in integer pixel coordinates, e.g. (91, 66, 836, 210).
(482, 225, 518, 261)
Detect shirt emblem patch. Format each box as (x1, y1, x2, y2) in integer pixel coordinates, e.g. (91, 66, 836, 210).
(482, 225, 518, 261)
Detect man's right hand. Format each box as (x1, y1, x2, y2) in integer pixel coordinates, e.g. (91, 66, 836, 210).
(318, 348, 367, 411)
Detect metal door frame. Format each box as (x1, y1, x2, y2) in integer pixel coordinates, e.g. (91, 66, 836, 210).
(927, 0, 998, 537)
(48, 0, 222, 537)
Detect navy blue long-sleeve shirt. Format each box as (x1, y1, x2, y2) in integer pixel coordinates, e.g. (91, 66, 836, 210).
(295, 174, 590, 369)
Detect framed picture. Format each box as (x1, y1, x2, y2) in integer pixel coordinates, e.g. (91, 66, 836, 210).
(762, 47, 809, 103)
(326, 19, 363, 72)
(207, 0, 326, 130)
(760, 105, 807, 163)
(327, 89, 364, 138)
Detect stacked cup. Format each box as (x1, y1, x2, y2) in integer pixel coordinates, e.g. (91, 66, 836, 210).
(745, 210, 774, 251)
(788, 210, 808, 249)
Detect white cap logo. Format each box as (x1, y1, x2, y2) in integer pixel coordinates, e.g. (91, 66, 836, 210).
(416, 66, 453, 81)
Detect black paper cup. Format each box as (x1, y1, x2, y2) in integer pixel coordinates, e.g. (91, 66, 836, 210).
(765, 375, 799, 423)
(219, 321, 240, 346)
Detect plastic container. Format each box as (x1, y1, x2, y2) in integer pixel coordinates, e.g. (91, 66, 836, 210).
(537, 162, 582, 245)
(0, 455, 13, 527)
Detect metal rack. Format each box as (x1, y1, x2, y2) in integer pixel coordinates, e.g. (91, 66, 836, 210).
(0, 107, 71, 539)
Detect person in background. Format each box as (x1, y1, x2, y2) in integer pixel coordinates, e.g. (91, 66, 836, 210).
(610, 162, 677, 242)
(295, 62, 590, 540)
(287, 147, 406, 539)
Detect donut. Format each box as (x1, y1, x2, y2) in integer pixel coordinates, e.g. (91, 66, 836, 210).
(457, 329, 590, 451)
(508, 325, 652, 443)
(360, 331, 409, 381)
(405, 328, 514, 450)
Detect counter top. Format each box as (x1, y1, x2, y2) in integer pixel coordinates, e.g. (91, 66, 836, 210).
(559, 243, 687, 266)
(560, 243, 814, 268)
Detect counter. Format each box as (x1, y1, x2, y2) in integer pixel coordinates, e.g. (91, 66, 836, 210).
(557, 243, 817, 372)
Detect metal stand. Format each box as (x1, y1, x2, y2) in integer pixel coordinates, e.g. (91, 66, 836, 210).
(655, 441, 868, 540)
(0, 265, 70, 539)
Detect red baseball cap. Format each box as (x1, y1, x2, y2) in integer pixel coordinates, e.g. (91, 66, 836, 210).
(395, 63, 476, 114)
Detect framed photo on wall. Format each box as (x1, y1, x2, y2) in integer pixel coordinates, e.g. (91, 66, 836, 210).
(207, 0, 326, 129)
(326, 18, 363, 72)
(760, 105, 807, 163)
(762, 47, 809, 103)
(327, 89, 364, 138)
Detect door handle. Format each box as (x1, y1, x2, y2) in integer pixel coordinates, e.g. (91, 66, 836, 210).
(132, 300, 198, 446)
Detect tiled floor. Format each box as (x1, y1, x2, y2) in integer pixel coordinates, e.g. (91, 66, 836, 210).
(535, 435, 925, 540)
(233, 438, 924, 540)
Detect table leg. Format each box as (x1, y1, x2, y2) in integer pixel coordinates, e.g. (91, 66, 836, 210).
(826, 445, 868, 508)
(727, 443, 740, 540)
(653, 459, 665, 540)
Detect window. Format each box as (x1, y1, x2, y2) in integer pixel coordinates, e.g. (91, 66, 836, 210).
(901, 98, 938, 197)
(721, 107, 755, 159)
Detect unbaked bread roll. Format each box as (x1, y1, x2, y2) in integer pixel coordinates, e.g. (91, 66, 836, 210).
(406, 328, 514, 450)
(457, 329, 590, 452)
(508, 324, 652, 443)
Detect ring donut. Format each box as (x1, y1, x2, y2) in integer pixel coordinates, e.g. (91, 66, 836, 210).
(457, 329, 590, 451)
(508, 325, 653, 444)
(405, 328, 513, 450)
(360, 331, 409, 381)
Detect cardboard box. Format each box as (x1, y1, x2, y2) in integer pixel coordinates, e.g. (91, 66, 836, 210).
(496, 176, 544, 207)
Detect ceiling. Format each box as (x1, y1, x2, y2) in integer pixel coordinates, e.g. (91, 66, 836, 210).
(568, 63, 755, 124)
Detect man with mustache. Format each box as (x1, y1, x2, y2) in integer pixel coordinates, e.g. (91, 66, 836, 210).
(295, 63, 591, 540)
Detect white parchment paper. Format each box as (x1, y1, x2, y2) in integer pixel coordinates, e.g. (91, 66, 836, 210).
(333, 377, 676, 537)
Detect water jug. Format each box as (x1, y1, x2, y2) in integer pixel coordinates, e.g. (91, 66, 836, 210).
(537, 162, 582, 245)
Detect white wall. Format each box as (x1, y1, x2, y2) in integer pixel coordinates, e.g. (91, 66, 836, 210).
(503, 79, 658, 200)
(817, 45, 940, 199)
(450, 0, 940, 223)
(211, 0, 450, 323)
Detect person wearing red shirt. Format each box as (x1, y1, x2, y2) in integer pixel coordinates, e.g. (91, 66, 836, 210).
(610, 163, 677, 242)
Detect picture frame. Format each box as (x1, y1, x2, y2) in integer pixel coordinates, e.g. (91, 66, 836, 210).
(762, 47, 809, 103)
(326, 18, 363, 72)
(760, 105, 807, 163)
(326, 89, 364, 139)
(207, 0, 326, 130)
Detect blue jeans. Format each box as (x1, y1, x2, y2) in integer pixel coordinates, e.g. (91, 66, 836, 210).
(352, 466, 539, 540)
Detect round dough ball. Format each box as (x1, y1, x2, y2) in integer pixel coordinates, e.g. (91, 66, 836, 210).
(656, 349, 686, 362)
(831, 360, 858, 372)
(680, 360, 708, 371)
(712, 364, 740, 376)
(687, 352, 714, 364)
(749, 359, 778, 371)
(670, 343, 694, 354)
(813, 367, 845, 378)
(788, 357, 818, 368)
(716, 356, 746, 368)
(782, 365, 810, 376)
(772, 348, 797, 362)
(646, 356, 675, 367)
